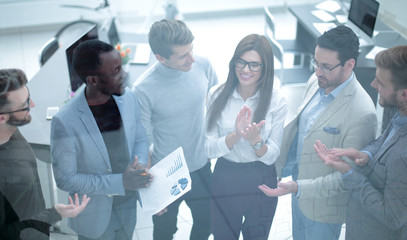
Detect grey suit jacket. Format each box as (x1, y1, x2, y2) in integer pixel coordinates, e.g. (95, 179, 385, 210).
(51, 87, 149, 238)
(276, 73, 377, 223)
(343, 116, 407, 240)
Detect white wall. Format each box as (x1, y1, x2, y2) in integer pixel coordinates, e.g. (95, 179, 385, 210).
(377, 0, 407, 39)
(0, 0, 321, 30)
(0, 0, 107, 30)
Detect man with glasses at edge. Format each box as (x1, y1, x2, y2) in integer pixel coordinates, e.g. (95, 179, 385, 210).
(0, 69, 89, 239)
(258, 25, 377, 239)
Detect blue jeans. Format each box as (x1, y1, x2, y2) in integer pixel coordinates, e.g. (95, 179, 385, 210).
(291, 196, 342, 240)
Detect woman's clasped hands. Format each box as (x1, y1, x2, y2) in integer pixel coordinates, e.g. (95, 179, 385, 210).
(235, 106, 265, 144)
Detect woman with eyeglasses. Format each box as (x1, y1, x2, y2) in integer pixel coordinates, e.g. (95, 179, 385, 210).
(205, 34, 287, 239)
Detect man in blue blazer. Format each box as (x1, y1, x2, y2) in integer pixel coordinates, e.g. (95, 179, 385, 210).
(315, 45, 407, 240)
(51, 40, 152, 240)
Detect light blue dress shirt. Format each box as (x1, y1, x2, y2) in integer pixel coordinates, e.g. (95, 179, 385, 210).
(380, 111, 407, 148)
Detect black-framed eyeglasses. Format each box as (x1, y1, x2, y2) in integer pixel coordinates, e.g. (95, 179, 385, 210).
(311, 57, 342, 74)
(0, 95, 31, 115)
(235, 59, 263, 72)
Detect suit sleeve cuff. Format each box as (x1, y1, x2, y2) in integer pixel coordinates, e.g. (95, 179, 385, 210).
(295, 181, 301, 198)
(341, 168, 354, 179)
(112, 174, 126, 196)
(361, 150, 373, 161)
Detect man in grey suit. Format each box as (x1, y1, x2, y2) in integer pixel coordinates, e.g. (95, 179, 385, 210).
(258, 25, 377, 239)
(315, 45, 407, 239)
(51, 40, 153, 240)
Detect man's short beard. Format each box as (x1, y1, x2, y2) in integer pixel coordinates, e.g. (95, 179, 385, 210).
(7, 114, 31, 127)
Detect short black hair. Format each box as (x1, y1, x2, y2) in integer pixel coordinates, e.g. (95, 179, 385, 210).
(73, 40, 114, 83)
(317, 25, 360, 65)
(0, 69, 27, 112)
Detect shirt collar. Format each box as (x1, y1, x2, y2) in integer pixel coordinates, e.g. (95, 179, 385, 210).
(393, 111, 407, 127)
(232, 88, 260, 100)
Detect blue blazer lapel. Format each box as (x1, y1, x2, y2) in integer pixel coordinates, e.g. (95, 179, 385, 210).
(77, 91, 111, 166)
(113, 93, 132, 164)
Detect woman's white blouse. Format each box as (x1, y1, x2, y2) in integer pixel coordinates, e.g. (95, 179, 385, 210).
(205, 86, 288, 165)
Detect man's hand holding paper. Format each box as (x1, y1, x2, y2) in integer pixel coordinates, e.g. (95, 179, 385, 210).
(122, 156, 153, 191)
(139, 147, 191, 215)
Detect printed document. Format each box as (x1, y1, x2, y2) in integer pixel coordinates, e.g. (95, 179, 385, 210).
(139, 147, 191, 215)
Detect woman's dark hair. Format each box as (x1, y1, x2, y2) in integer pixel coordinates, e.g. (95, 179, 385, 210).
(207, 34, 274, 130)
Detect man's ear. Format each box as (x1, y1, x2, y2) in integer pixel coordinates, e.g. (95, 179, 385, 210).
(345, 58, 356, 71)
(155, 54, 166, 64)
(0, 114, 7, 124)
(86, 75, 97, 85)
(399, 88, 407, 102)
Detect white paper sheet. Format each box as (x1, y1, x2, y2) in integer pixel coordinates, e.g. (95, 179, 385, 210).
(335, 14, 347, 24)
(366, 46, 387, 60)
(315, 0, 341, 13)
(312, 10, 336, 22)
(313, 22, 337, 35)
(139, 147, 191, 215)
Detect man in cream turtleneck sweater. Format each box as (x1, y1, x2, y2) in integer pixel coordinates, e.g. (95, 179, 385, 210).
(133, 19, 218, 240)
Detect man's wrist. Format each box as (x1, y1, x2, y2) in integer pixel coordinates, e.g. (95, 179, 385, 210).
(230, 131, 240, 140)
(340, 165, 353, 174)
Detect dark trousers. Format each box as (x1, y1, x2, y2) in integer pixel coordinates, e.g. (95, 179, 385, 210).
(153, 161, 212, 240)
(211, 158, 278, 240)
